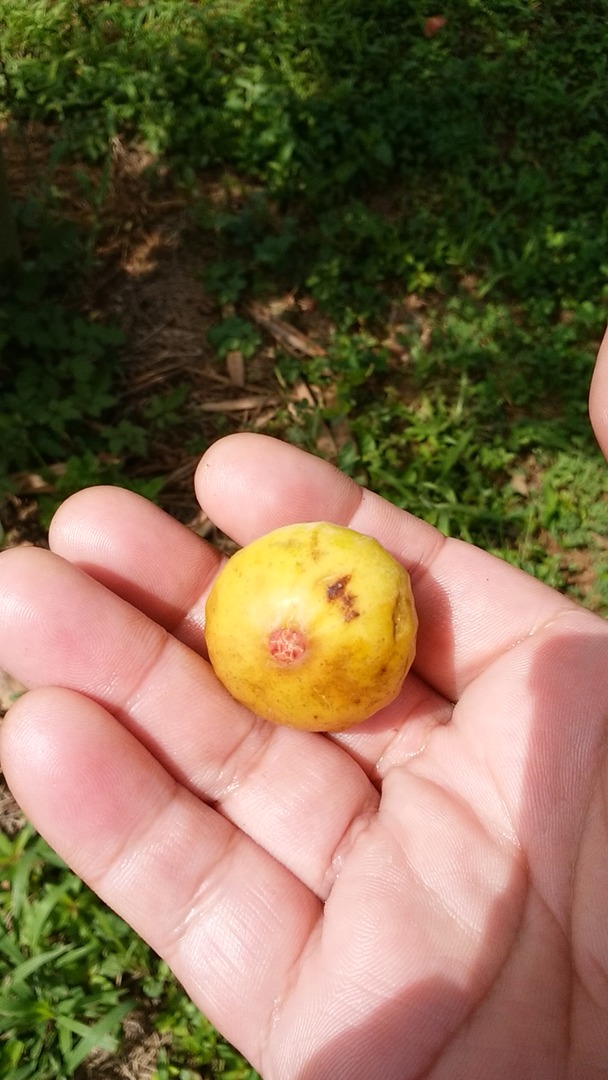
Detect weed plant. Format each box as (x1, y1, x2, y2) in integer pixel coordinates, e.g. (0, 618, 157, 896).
(0, 827, 259, 1079)
(0, 186, 167, 528)
(1, 0, 608, 1075)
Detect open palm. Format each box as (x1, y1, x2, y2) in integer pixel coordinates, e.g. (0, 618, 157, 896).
(1, 338, 608, 1079)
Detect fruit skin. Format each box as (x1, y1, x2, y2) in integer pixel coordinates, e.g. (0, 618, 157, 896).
(205, 521, 418, 732)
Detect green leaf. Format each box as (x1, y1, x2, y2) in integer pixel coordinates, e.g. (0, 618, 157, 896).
(21, 879, 80, 951)
(8, 942, 73, 986)
(64, 1000, 133, 1071)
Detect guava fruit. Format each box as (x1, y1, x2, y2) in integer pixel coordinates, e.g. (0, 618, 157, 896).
(205, 521, 418, 732)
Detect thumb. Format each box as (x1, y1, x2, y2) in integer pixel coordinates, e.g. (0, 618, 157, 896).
(589, 326, 608, 462)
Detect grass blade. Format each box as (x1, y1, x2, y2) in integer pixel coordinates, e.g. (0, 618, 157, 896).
(64, 1000, 133, 1071)
(8, 941, 72, 986)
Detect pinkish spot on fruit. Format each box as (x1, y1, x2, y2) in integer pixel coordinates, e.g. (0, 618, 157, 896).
(268, 626, 307, 664)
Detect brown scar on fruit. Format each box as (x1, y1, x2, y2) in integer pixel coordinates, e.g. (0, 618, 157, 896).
(326, 575, 360, 621)
(391, 596, 402, 640)
(309, 527, 322, 562)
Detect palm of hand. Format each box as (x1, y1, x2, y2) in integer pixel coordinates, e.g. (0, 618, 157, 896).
(1, 434, 607, 1080)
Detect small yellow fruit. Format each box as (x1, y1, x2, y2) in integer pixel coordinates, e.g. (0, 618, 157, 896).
(205, 521, 417, 732)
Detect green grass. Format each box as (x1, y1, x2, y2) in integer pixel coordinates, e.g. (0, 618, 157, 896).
(1, 0, 608, 1075)
(0, 826, 260, 1079)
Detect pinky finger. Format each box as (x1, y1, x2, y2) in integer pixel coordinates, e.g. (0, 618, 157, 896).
(0, 687, 320, 1070)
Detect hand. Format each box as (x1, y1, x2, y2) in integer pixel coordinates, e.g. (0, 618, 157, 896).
(1, 334, 607, 1080)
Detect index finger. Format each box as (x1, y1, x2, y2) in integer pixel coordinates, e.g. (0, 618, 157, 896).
(195, 433, 577, 702)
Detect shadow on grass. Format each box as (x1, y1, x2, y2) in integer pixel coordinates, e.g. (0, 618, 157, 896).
(4, 0, 607, 567)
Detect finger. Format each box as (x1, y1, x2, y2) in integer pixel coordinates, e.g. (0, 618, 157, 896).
(0, 546, 379, 897)
(590, 325, 608, 462)
(49, 486, 219, 652)
(0, 686, 319, 1071)
(195, 433, 576, 701)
